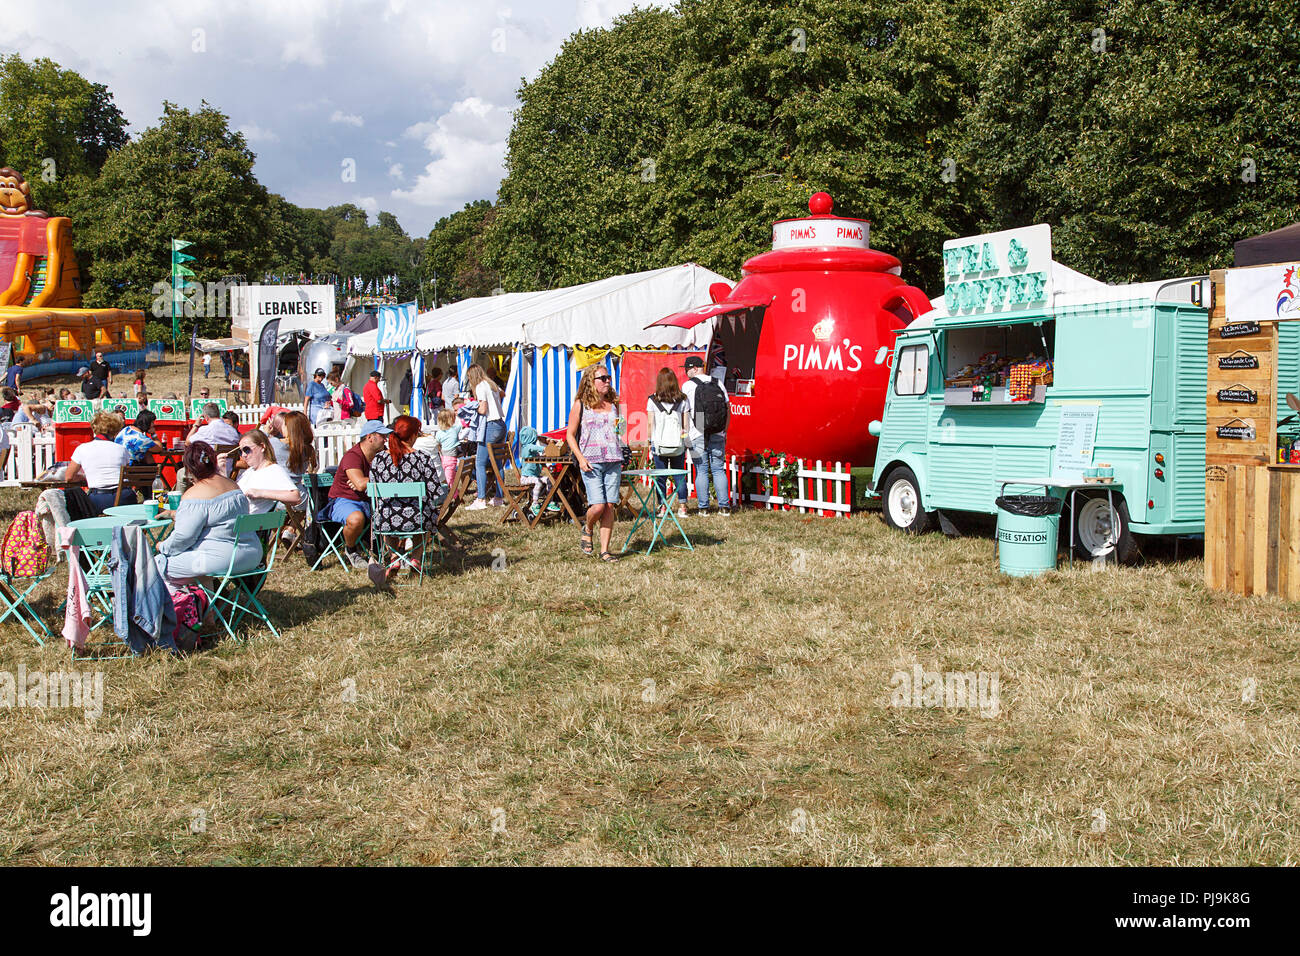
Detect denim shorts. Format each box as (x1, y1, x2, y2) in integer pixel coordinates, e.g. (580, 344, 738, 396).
(323, 497, 371, 525)
(580, 460, 623, 505)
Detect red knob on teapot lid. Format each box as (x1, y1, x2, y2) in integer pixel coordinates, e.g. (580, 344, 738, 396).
(808, 192, 833, 215)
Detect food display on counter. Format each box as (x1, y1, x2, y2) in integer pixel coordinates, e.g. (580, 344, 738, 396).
(944, 352, 1053, 403)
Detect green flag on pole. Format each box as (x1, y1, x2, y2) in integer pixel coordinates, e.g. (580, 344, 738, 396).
(170, 239, 195, 344)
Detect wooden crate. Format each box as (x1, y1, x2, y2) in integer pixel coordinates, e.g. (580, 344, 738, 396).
(1206, 462, 1300, 598)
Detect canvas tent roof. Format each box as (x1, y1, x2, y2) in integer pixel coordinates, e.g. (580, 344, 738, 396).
(339, 311, 378, 334)
(1235, 222, 1300, 267)
(347, 264, 731, 356)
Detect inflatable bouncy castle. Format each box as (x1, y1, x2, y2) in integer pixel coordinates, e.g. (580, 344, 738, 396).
(0, 167, 144, 362)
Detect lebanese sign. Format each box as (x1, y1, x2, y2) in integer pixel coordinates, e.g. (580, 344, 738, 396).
(1225, 263, 1300, 322)
(771, 217, 870, 251)
(1218, 349, 1259, 370)
(231, 285, 335, 334)
(376, 301, 419, 353)
(1219, 321, 1261, 338)
(1216, 385, 1258, 404)
(943, 224, 1052, 316)
(1216, 419, 1257, 441)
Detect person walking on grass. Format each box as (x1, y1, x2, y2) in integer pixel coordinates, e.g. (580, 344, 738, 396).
(464, 363, 506, 510)
(682, 355, 731, 516)
(647, 366, 690, 519)
(567, 363, 625, 562)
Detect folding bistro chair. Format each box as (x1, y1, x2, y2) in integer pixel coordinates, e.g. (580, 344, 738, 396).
(67, 522, 131, 661)
(0, 565, 58, 645)
(367, 481, 431, 585)
(201, 510, 285, 640)
(616, 445, 651, 520)
(114, 464, 160, 506)
(304, 471, 359, 571)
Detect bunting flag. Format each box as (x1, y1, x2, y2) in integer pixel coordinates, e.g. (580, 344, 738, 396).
(457, 347, 472, 383)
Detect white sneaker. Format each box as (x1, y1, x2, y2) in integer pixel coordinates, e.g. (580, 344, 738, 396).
(489, 497, 504, 507)
(677, 506, 687, 518)
(466, 499, 488, 511)
(347, 550, 370, 570)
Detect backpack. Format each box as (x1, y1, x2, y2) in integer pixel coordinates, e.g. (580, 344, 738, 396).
(349, 388, 365, 417)
(1, 511, 52, 577)
(694, 379, 730, 436)
(651, 398, 685, 456)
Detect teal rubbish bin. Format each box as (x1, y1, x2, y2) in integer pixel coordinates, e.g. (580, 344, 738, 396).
(995, 494, 1062, 577)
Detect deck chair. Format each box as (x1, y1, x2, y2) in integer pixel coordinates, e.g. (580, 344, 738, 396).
(368, 481, 431, 585)
(114, 464, 160, 507)
(433, 456, 475, 555)
(304, 472, 349, 570)
(0, 565, 57, 644)
(201, 510, 285, 640)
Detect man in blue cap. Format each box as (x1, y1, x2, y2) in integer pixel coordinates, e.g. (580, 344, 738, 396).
(322, 418, 391, 569)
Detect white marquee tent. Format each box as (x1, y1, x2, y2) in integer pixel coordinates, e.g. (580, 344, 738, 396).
(345, 264, 730, 438)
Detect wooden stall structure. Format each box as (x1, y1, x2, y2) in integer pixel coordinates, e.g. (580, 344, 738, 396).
(1205, 266, 1300, 598)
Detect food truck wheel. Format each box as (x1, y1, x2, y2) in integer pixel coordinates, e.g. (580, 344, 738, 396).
(1070, 495, 1134, 563)
(882, 467, 933, 533)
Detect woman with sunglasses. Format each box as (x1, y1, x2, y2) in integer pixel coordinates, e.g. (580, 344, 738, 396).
(218, 428, 300, 514)
(566, 364, 624, 561)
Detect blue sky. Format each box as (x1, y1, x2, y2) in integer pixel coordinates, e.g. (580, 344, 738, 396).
(2, 0, 644, 236)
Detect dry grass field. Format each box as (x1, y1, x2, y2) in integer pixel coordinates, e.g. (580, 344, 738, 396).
(0, 484, 1297, 866)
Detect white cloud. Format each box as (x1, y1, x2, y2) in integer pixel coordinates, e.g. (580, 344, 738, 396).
(392, 97, 513, 209)
(282, 34, 326, 67)
(357, 196, 380, 216)
(237, 123, 278, 142)
(330, 110, 364, 127)
(388, 163, 404, 179)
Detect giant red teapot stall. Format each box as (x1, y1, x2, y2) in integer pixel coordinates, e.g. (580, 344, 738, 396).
(651, 192, 933, 465)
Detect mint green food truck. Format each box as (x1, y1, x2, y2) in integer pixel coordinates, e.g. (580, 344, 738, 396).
(867, 225, 1238, 562)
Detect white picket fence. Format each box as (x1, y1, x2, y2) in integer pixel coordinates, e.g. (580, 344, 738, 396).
(1, 427, 59, 485)
(726, 456, 853, 516)
(0, 418, 362, 485)
(624, 454, 852, 517)
(3, 409, 852, 516)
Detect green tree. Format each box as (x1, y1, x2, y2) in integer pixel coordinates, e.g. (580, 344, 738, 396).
(486, 0, 994, 293)
(68, 101, 275, 338)
(966, 0, 1300, 281)
(423, 199, 500, 303)
(0, 54, 129, 213)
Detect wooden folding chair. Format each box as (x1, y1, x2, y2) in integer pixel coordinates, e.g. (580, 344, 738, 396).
(487, 436, 533, 525)
(114, 464, 160, 506)
(432, 456, 474, 555)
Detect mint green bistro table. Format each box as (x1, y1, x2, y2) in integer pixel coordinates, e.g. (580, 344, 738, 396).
(620, 469, 693, 555)
(74, 512, 174, 548)
(65, 514, 175, 649)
